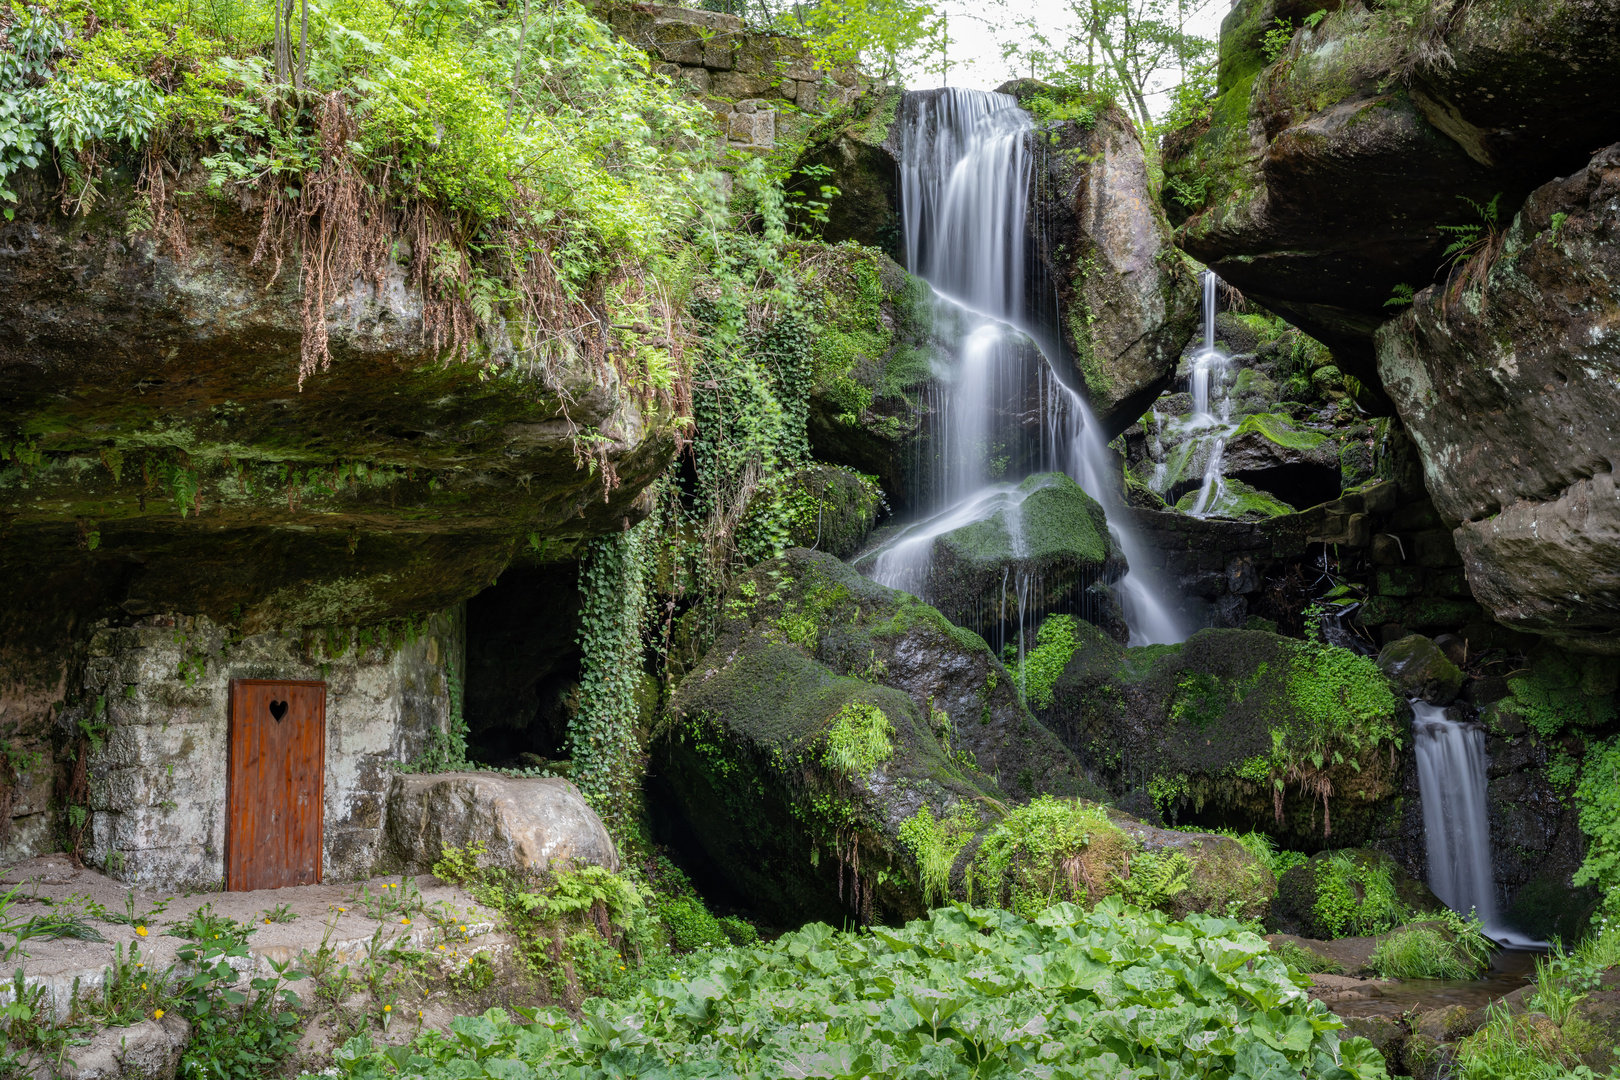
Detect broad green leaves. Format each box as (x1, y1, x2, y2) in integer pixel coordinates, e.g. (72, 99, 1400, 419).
(315, 899, 1390, 1080)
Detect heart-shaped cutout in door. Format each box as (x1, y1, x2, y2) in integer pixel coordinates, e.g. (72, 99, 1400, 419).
(269, 699, 289, 722)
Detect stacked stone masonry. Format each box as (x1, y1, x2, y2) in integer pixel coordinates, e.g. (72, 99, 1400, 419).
(598, 2, 865, 149)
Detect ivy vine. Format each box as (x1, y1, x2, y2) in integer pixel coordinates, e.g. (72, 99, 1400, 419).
(569, 521, 655, 837)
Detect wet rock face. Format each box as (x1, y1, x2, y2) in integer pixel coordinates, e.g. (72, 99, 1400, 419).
(0, 167, 674, 637)
(1036, 624, 1405, 847)
(1164, 0, 1620, 379)
(1375, 143, 1620, 654)
(1010, 88, 1199, 434)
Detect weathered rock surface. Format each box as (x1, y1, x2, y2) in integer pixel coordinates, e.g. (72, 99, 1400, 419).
(789, 87, 903, 256)
(1377, 634, 1464, 705)
(656, 549, 1271, 924)
(63, 1014, 191, 1080)
(999, 82, 1199, 434)
(0, 166, 674, 636)
(1035, 623, 1405, 846)
(381, 773, 619, 876)
(1376, 143, 1620, 653)
(1164, 0, 1620, 379)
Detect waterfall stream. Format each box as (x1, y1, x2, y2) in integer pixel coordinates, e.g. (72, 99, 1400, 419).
(859, 87, 1184, 648)
(1412, 701, 1542, 947)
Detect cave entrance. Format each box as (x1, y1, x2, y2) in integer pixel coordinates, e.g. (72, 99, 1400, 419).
(462, 564, 583, 770)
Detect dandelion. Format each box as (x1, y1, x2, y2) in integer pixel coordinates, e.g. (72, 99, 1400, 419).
(136, 926, 148, 937)
(459, 925, 466, 933)
(154, 1009, 164, 1020)
(400, 918, 410, 925)
(141, 983, 147, 990)
(384, 1004, 392, 1013)
(437, 944, 446, 951)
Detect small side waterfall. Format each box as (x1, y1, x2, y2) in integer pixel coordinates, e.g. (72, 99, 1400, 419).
(862, 87, 1185, 648)
(1412, 701, 1541, 947)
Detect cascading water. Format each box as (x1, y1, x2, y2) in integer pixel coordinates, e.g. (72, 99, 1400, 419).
(859, 87, 1184, 648)
(1412, 701, 1542, 947)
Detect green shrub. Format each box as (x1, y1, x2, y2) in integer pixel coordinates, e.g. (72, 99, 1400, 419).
(320, 900, 1393, 1080)
(1313, 852, 1408, 938)
(655, 895, 730, 953)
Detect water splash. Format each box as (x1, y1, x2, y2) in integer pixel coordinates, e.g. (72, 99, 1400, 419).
(1412, 701, 1543, 947)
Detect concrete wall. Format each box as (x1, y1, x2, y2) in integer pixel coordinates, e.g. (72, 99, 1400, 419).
(74, 610, 463, 890)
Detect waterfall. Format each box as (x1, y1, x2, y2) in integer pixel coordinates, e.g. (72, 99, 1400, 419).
(1412, 701, 1542, 947)
(861, 87, 1185, 647)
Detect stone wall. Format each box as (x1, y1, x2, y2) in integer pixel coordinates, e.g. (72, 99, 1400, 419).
(67, 610, 462, 890)
(596, 1, 864, 150)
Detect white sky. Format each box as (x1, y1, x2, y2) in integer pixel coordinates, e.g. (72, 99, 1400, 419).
(900, 0, 1233, 118)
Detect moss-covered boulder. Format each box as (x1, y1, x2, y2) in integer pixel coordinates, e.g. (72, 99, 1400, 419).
(863, 473, 1125, 643)
(1376, 635, 1464, 705)
(1221, 412, 1343, 510)
(738, 463, 884, 561)
(1173, 477, 1296, 520)
(1033, 622, 1405, 846)
(788, 87, 903, 256)
(656, 549, 1274, 924)
(1270, 849, 1444, 940)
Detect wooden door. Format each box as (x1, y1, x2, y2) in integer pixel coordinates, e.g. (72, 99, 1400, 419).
(227, 680, 325, 890)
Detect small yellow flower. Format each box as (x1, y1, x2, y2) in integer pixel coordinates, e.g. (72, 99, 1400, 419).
(264, 918, 271, 924)
(437, 944, 446, 951)
(383, 1004, 392, 1013)
(141, 983, 147, 990)
(154, 1009, 164, 1020)
(400, 917, 410, 925)
(135, 926, 148, 937)
(458, 925, 466, 933)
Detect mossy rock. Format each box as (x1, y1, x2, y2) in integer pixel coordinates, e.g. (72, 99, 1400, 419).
(1270, 849, 1442, 940)
(1376, 634, 1464, 705)
(656, 549, 1272, 925)
(919, 474, 1124, 641)
(738, 463, 884, 561)
(1173, 477, 1296, 520)
(1034, 623, 1405, 847)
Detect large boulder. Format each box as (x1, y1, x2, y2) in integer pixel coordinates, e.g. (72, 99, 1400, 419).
(998, 82, 1199, 435)
(788, 87, 904, 257)
(380, 773, 620, 876)
(1375, 143, 1620, 653)
(1163, 0, 1620, 382)
(1033, 622, 1405, 846)
(856, 473, 1124, 643)
(655, 549, 1272, 924)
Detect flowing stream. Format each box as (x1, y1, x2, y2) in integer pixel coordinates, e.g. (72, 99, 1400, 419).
(1412, 701, 1543, 947)
(859, 87, 1184, 648)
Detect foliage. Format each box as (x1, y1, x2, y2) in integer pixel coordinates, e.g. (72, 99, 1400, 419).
(1573, 738, 1620, 925)
(897, 803, 979, 907)
(314, 899, 1392, 1080)
(784, 0, 947, 83)
(821, 700, 895, 778)
(1310, 852, 1406, 939)
(570, 520, 655, 836)
(175, 937, 305, 1080)
(1368, 914, 1491, 979)
(1272, 940, 1343, 975)
(967, 796, 1131, 918)
(1016, 614, 1083, 711)
(653, 895, 748, 953)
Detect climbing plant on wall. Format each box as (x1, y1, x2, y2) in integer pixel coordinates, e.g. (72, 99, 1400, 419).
(569, 520, 656, 837)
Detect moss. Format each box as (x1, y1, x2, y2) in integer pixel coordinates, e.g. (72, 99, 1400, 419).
(1174, 478, 1295, 520)
(1272, 849, 1437, 939)
(823, 701, 895, 778)
(1232, 412, 1330, 452)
